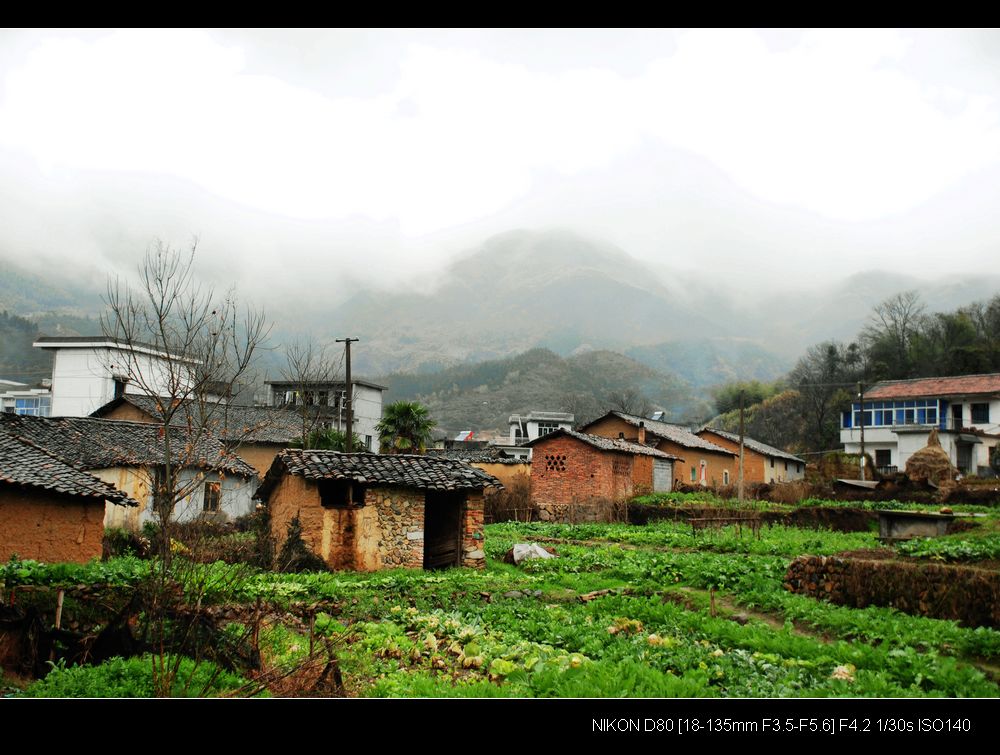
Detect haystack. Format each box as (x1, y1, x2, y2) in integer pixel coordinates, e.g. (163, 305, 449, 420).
(904, 429, 958, 489)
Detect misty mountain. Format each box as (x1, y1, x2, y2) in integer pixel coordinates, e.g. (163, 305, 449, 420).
(329, 229, 737, 375)
(378, 347, 712, 434)
(625, 338, 790, 390)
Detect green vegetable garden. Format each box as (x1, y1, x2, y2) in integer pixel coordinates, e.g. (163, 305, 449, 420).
(2, 497, 999, 698)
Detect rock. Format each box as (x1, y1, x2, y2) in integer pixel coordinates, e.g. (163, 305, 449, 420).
(464, 549, 485, 559)
(502, 590, 523, 599)
(730, 612, 750, 625)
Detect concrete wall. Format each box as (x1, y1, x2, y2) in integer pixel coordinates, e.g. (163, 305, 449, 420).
(0, 485, 107, 563)
(49, 346, 182, 417)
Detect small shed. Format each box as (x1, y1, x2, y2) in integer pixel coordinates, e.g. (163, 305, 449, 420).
(525, 428, 681, 521)
(255, 450, 501, 571)
(0, 431, 136, 563)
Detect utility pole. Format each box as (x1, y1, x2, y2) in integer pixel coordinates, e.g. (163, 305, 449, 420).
(738, 390, 745, 506)
(858, 381, 865, 481)
(336, 337, 359, 452)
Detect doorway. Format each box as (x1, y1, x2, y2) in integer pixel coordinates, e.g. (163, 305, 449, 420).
(423, 491, 465, 570)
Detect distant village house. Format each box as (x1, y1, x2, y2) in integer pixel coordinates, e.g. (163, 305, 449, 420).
(581, 411, 735, 487)
(695, 428, 805, 483)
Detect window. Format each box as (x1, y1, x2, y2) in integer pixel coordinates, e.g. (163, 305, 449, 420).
(784, 460, 788, 471)
(203, 481, 221, 512)
(319, 480, 365, 507)
(770, 458, 774, 468)
(536, 423, 560, 437)
(365, 434, 372, 451)
(13, 396, 51, 417)
(723, 470, 730, 485)
(690, 467, 696, 482)
(544, 454, 567, 472)
(875, 449, 891, 468)
(972, 403, 990, 424)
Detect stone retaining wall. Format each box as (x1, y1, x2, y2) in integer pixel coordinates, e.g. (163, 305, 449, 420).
(784, 555, 1000, 628)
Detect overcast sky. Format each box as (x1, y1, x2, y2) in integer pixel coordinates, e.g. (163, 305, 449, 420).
(1, 28, 998, 301)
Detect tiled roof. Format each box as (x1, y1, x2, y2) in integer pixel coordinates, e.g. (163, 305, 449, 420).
(525, 428, 682, 460)
(0, 432, 137, 506)
(0, 414, 256, 478)
(696, 428, 804, 464)
(92, 395, 305, 444)
(256, 450, 501, 500)
(426, 447, 529, 465)
(865, 373, 1000, 400)
(582, 411, 736, 455)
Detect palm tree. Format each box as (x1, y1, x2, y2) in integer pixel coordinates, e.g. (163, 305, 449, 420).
(375, 401, 436, 454)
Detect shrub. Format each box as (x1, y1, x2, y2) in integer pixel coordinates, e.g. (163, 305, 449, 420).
(102, 528, 151, 560)
(485, 475, 536, 523)
(276, 516, 327, 573)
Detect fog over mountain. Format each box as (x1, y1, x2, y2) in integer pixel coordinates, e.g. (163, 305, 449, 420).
(0, 29, 998, 401)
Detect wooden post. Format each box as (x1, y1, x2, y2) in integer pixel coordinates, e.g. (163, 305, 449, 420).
(54, 589, 65, 629)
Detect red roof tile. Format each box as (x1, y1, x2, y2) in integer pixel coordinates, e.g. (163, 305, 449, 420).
(866, 373, 1000, 399)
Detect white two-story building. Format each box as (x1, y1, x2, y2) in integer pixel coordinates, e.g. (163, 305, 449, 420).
(33, 336, 192, 417)
(840, 373, 1000, 476)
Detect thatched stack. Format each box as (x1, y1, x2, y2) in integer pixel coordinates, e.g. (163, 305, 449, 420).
(904, 429, 958, 489)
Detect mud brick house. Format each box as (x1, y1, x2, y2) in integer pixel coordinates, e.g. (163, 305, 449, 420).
(525, 428, 681, 521)
(581, 411, 736, 487)
(0, 413, 258, 530)
(0, 430, 136, 563)
(255, 451, 500, 571)
(695, 428, 805, 483)
(92, 395, 304, 477)
(426, 446, 530, 491)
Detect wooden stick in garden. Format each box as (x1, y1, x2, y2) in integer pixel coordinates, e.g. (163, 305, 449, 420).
(55, 589, 65, 629)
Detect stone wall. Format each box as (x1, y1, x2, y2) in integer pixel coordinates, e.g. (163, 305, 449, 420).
(461, 492, 486, 568)
(784, 555, 1000, 628)
(366, 487, 425, 569)
(0, 486, 107, 563)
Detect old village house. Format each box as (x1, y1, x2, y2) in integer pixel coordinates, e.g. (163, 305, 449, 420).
(526, 428, 681, 522)
(256, 451, 500, 571)
(0, 430, 136, 562)
(0, 414, 258, 530)
(581, 411, 736, 487)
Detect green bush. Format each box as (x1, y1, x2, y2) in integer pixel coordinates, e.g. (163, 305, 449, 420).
(21, 655, 260, 698)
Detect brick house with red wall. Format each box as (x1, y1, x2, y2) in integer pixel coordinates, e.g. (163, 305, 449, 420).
(525, 429, 680, 521)
(695, 427, 805, 483)
(581, 411, 736, 488)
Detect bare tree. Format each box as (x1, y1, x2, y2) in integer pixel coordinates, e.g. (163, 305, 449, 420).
(278, 337, 343, 448)
(605, 386, 653, 418)
(861, 291, 925, 378)
(100, 239, 269, 560)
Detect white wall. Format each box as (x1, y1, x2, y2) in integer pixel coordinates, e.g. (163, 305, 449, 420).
(98, 466, 257, 530)
(49, 346, 187, 417)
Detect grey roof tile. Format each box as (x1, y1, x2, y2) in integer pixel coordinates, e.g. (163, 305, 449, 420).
(0, 431, 137, 505)
(256, 450, 501, 501)
(525, 428, 682, 460)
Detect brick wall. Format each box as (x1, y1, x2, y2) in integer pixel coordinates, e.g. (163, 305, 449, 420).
(0, 486, 106, 563)
(530, 434, 632, 522)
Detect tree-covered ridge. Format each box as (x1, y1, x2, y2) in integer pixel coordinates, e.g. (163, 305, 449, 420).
(379, 348, 710, 434)
(709, 291, 1000, 454)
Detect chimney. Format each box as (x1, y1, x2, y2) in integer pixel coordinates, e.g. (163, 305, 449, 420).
(638, 421, 646, 445)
